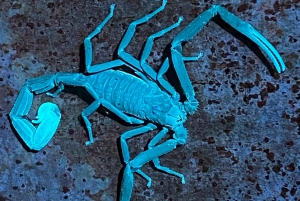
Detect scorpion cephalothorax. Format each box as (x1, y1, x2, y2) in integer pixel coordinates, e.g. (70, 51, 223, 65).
(10, 1, 286, 200)
(142, 88, 187, 126)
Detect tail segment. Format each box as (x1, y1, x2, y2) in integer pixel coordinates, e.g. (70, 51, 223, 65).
(10, 74, 63, 151)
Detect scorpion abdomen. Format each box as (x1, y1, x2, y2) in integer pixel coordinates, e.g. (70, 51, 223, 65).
(88, 70, 169, 120)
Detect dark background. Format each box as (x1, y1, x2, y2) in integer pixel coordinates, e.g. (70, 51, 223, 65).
(0, 0, 299, 200)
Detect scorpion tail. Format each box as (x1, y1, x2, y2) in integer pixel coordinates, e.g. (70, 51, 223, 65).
(10, 85, 61, 151)
(11, 72, 89, 150)
(119, 165, 134, 201)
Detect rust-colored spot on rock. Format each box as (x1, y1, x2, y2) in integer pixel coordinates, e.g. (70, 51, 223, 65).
(286, 163, 295, 172)
(36, 161, 44, 166)
(63, 186, 70, 193)
(264, 149, 275, 162)
(203, 137, 215, 144)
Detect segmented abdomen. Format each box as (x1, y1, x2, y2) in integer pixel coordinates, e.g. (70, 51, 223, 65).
(88, 70, 154, 118)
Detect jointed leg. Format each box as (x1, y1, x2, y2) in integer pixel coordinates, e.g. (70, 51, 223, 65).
(81, 97, 145, 145)
(117, 0, 167, 80)
(171, 44, 199, 114)
(148, 127, 185, 183)
(120, 123, 157, 165)
(140, 16, 183, 97)
(46, 83, 64, 97)
(157, 58, 178, 99)
(120, 126, 184, 200)
(171, 45, 202, 114)
(157, 49, 202, 102)
(84, 4, 127, 73)
(119, 124, 157, 201)
(83, 98, 145, 146)
(120, 126, 184, 185)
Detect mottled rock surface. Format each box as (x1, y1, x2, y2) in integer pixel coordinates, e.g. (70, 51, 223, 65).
(1, 0, 299, 200)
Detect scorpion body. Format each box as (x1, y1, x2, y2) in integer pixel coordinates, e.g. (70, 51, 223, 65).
(91, 70, 151, 116)
(87, 69, 185, 125)
(29, 68, 187, 128)
(10, 0, 286, 200)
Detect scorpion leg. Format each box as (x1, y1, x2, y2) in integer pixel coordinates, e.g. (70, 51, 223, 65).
(10, 85, 61, 150)
(117, 0, 167, 80)
(171, 5, 286, 114)
(171, 44, 200, 114)
(46, 83, 64, 97)
(120, 123, 157, 171)
(157, 50, 203, 103)
(84, 4, 127, 73)
(83, 98, 145, 146)
(119, 123, 156, 201)
(120, 138, 179, 201)
(157, 58, 179, 101)
(140, 16, 183, 98)
(148, 127, 185, 184)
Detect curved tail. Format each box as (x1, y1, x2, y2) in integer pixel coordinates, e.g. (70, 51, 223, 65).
(10, 72, 89, 150)
(10, 85, 61, 151)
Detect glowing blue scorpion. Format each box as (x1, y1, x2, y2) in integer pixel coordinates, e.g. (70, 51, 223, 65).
(10, 0, 285, 200)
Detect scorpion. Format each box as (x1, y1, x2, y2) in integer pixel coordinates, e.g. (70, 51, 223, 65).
(10, 1, 286, 200)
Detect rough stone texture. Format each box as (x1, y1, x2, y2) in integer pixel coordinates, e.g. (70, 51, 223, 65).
(1, 0, 300, 200)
